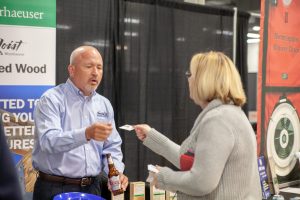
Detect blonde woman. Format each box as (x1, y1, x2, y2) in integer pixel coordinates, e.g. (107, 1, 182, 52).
(134, 52, 262, 200)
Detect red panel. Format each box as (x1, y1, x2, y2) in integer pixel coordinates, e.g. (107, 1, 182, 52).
(265, 0, 300, 87)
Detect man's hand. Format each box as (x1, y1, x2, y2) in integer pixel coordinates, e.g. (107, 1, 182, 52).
(119, 173, 129, 191)
(85, 122, 113, 141)
(107, 173, 129, 191)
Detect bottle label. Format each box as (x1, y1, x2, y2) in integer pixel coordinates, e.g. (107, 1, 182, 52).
(109, 175, 121, 191)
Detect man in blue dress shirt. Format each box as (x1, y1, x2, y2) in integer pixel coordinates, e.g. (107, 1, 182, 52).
(32, 46, 128, 200)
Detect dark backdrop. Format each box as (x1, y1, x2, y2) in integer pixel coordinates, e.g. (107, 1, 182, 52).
(56, 0, 249, 181)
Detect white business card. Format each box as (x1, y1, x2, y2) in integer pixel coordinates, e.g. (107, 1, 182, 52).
(147, 164, 159, 173)
(119, 124, 134, 131)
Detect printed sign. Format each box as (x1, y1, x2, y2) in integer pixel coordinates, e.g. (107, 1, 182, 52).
(257, 0, 300, 187)
(0, 0, 55, 151)
(258, 156, 271, 199)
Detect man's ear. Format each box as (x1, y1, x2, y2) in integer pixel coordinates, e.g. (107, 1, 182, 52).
(68, 64, 75, 77)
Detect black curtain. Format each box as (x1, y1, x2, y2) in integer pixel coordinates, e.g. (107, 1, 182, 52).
(236, 11, 250, 114)
(56, 0, 121, 106)
(56, 0, 249, 181)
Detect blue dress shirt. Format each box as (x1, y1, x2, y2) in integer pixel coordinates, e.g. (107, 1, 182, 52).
(32, 79, 124, 178)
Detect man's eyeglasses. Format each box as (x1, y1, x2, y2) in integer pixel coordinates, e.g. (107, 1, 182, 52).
(185, 70, 192, 78)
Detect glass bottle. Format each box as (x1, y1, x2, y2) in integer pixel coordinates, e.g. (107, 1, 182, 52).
(106, 153, 124, 196)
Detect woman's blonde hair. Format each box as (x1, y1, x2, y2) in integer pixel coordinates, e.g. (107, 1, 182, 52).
(190, 51, 246, 106)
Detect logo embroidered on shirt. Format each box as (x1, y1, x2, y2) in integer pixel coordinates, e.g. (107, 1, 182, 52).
(97, 111, 108, 118)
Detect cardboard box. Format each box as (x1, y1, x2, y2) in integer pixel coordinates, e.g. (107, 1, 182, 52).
(150, 185, 165, 200)
(130, 182, 145, 200)
(165, 191, 177, 200)
(111, 192, 124, 200)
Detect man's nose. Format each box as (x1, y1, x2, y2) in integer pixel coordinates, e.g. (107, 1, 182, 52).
(91, 66, 99, 75)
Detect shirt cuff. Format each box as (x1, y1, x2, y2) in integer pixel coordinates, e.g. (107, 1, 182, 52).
(73, 127, 88, 145)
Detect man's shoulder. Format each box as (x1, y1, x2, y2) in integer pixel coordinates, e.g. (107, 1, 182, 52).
(40, 83, 67, 100)
(94, 93, 111, 104)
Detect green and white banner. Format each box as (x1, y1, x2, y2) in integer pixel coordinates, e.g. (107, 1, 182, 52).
(0, 0, 55, 27)
(0, 0, 56, 150)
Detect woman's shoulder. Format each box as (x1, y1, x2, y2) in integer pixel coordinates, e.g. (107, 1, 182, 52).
(199, 104, 246, 132)
(205, 103, 242, 118)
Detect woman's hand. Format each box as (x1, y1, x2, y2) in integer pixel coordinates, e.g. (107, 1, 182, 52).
(134, 124, 151, 142)
(149, 165, 161, 187)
